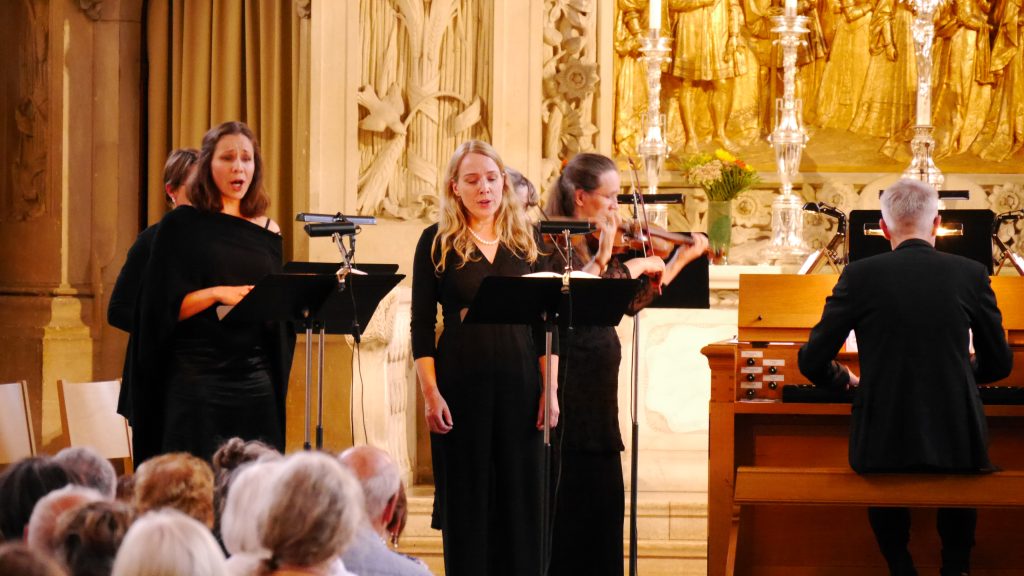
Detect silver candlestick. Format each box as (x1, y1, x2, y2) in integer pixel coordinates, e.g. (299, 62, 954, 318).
(902, 0, 947, 189)
(637, 28, 672, 228)
(765, 10, 810, 261)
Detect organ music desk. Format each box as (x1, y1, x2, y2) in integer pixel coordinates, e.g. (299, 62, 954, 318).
(703, 275, 1024, 575)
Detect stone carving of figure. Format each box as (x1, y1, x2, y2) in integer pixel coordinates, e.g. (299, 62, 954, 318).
(931, 0, 995, 156)
(972, 0, 1024, 161)
(669, 0, 747, 151)
(815, 0, 873, 129)
(848, 0, 917, 158)
(614, 0, 650, 157)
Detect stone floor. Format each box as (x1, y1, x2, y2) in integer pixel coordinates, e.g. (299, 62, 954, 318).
(395, 486, 709, 576)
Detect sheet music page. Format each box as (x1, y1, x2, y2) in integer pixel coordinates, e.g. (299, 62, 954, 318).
(798, 249, 822, 275)
(216, 305, 234, 321)
(523, 271, 600, 279)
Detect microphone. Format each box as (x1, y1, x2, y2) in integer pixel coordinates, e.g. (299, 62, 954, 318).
(538, 220, 596, 236)
(615, 193, 684, 204)
(295, 212, 377, 226)
(998, 209, 1024, 222)
(803, 201, 845, 220)
(303, 222, 358, 237)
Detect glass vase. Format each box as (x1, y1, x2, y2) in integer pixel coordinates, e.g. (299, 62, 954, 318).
(707, 199, 732, 265)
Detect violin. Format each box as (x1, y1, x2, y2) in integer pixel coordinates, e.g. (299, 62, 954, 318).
(614, 217, 699, 259)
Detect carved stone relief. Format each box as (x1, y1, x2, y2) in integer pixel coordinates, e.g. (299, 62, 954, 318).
(78, 0, 102, 20)
(356, 0, 488, 220)
(540, 0, 600, 196)
(3, 0, 49, 222)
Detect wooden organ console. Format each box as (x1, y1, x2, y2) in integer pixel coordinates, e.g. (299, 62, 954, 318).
(704, 275, 1024, 575)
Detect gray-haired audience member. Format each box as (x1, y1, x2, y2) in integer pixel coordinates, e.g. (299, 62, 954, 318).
(111, 508, 227, 576)
(55, 447, 118, 499)
(54, 500, 137, 576)
(26, 485, 104, 554)
(259, 452, 363, 576)
(221, 460, 285, 575)
(338, 446, 433, 576)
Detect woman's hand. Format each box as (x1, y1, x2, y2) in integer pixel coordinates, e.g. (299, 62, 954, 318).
(624, 255, 667, 284)
(536, 387, 560, 430)
(423, 387, 453, 434)
(214, 285, 254, 306)
(178, 284, 254, 321)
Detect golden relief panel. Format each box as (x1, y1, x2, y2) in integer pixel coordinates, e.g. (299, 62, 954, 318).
(613, 0, 1024, 174)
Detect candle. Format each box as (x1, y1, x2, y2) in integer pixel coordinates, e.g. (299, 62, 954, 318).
(784, 0, 796, 18)
(650, 0, 661, 30)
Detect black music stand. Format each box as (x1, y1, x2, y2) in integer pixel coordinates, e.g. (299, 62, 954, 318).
(464, 274, 640, 576)
(223, 270, 404, 450)
(219, 273, 337, 451)
(305, 271, 404, 449)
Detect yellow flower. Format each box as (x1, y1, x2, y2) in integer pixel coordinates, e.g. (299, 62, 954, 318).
(714, 149, 736, 163)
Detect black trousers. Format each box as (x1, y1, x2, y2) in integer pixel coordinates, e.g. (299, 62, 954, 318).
(867, 507, 976, 576)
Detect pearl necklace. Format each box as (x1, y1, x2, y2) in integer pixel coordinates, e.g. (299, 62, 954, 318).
(468, 227, 500, 246)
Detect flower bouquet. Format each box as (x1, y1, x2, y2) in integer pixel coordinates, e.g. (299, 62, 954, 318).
(679, 149, 761, 263)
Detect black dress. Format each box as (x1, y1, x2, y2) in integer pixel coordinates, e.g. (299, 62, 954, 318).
(542, 242, 658, 576)
(410, 224, 544, 576)
(108, 222, 160, 423)
(130, 206, 295, 464)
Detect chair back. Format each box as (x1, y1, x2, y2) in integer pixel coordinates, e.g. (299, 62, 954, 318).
(57, 379, 132, 468)
(0, 381, 35, 464)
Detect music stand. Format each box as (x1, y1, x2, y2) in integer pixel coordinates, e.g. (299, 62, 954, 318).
(284, 261, 399, 276)
(219, 273, 338, 451)
(305, 270, 404, 449)
(223, 270, 404, 450)
(464, 274, 640, 576)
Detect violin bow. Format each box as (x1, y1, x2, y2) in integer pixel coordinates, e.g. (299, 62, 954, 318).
(626, 158, 653, 258)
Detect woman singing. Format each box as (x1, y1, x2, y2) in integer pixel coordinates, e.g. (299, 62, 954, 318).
(544, 153, 707, 576)
(131, 121, 295, 464)
(411, 140, 558, 576)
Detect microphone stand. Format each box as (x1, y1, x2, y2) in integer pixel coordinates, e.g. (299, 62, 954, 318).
(993, 211, 1024, 275)
(625, 161, 647, 576)
(300, 218, 363, 450)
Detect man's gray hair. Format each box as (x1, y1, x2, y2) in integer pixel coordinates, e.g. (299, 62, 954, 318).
(880, 178, 939, 237)
(338, 446, 400, 523)
(55, 446, 117, 499)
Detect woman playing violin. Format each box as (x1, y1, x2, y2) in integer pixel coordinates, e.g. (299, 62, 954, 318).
(542, 152, 707, 576)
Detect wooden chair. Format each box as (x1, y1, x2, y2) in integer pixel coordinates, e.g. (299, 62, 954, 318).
(57, 379, 133, 472)
(0, 380, 35, 464)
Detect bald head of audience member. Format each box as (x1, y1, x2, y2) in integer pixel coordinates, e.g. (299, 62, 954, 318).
(879, 179, 941, 248)
(26, 485, 104, 553)
(132, 453, 215, 529)
(338, 445, 401, 535)
(54, 447, 118, 499)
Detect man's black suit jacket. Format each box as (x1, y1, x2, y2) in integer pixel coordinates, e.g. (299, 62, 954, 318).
(799, 239, 1013, 473)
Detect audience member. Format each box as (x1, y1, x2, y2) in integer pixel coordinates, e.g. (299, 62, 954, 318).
(114, 475, 134, 503)
(111, 508, 227, 576)
(54, 447, 118, 499)
(0, 541, 68, 576)
(26, 485, 104, 554)
(0, 456, 78, 540)
(385, 482, 409, 547)
(221, 460, 285, 575)
(338, 446, 433, 576)
(211, 437, 281, 537)
(259, 452, 363, 576)
(54, 500, 136, 576)
(132, 452, 215, 528)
